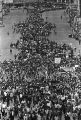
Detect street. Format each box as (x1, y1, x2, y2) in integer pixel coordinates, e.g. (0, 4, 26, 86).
(0, 9, 81, 62)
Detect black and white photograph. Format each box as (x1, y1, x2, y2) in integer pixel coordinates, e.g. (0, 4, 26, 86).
(0, 0, 81, 120)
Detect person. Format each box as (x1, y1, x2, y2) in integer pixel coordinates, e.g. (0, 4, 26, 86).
(79, 40, 81, 45)
(78, 109, 81, 120)
(53, 23, 57, 35)
(14, 54, 17, 60)
(46, 17, 48, 22)
(10, 49, 12, 54)
(55, 115, 59, 120)
(74, 47, 76, 52)
(7, 32, 9, 35)
(0, 112, 1, 120)
(53, 24, 56, 29)
(37, 113, 41, 120)
(65, 113, 70, 120)
(10, 43, 13, 48)
(54, 30, 57, 35)
(61, 15, 62, 20)
(9, 110, 14, 120)
(24, 114, 28, 120)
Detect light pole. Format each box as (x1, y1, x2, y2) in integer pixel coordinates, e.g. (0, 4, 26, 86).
(65, 0, 66, 3)
(0, 0, 4, 27)
(80, 0, 81, 17)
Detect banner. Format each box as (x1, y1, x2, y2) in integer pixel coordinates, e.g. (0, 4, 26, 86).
(3, 0, 13, 3)
(55, 58, 61, 64)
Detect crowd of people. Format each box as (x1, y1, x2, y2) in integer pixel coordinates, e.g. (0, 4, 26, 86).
(0, 7, 81, 120)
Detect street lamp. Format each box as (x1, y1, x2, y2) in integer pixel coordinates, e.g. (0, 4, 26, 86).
(0, 0, 4, 27)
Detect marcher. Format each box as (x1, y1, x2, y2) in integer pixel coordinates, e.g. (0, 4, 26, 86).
(7, 32, 9, 35)
(61, 15, 62, 20)
(79, 40, 81, 45)
(1, 6, 81, 120)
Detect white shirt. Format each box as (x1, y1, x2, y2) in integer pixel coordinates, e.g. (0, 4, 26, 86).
(2, 103, 6, 109)
(4, 91, 7, 96)
(55, 116, 59, 120)
(20, 94, 22, 98)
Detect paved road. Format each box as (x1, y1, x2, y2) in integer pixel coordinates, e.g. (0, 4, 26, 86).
(0, 9, 27, 61)
(0, 9, 81, 62)
(42, 10, 81, 55)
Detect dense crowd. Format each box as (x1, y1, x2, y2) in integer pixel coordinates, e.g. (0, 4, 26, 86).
(0, 8, 81, 120)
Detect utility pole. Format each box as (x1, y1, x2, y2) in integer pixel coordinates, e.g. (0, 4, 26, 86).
(80, 0, 81, 17)
(65, 0, 66, 3)
(61, 0, 62, 3)
(69, 0, 71, 4)
(0, 0, 4, 27)
(57, 0, 59, 3)
(38, 0, 39, 8)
